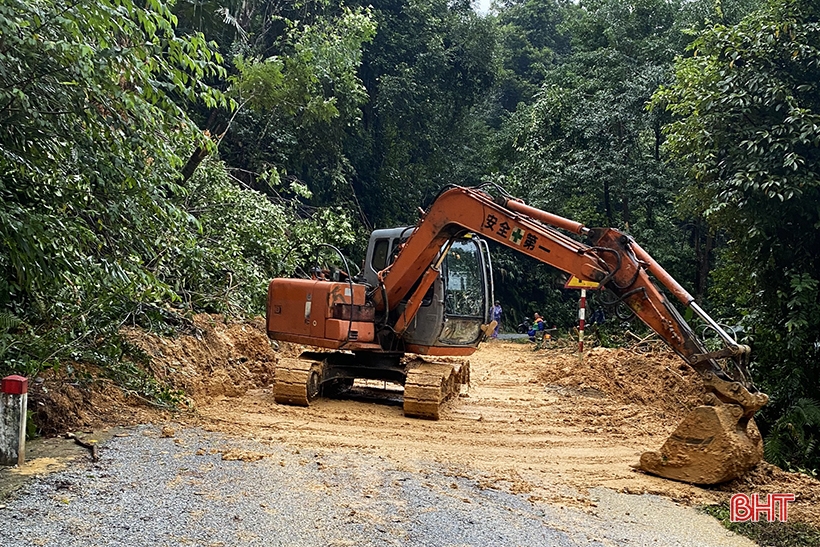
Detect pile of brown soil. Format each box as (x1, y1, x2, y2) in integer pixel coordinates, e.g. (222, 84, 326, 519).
(537, 346, 704, 418)
(29, 314, 282, 436)
(28, 366, 159, 436)
(534, 345, 820, 526)
(121, 315, 279, 402)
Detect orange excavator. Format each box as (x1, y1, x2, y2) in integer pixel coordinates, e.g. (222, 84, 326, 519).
(265, 184, 768, 485)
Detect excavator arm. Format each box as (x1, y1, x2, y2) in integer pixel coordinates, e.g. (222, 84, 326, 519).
(378, 185, 768, 484)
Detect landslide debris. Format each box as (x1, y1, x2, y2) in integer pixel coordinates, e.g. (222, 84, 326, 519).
(537, 346, 703, 418)
(122, 315, 280, 402)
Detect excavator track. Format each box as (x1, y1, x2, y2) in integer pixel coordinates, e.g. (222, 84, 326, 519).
(403, 359, 470, 420)
(273, 357, 323, 406)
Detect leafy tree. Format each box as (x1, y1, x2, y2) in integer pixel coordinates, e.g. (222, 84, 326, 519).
(487, 0, 706, 320)
(168, 159, 356, 314)
(0, 0, 354, 393)
(168, 2, 378, 235)
(0, 0, 224, 371)
(566, 0, 687, 63)
(493, 0, 571, 110)
(347, 0, 498, 227)
(655, 0, 820, 471)
(678, 0, 766, 29)
(226, 7, 377, 214)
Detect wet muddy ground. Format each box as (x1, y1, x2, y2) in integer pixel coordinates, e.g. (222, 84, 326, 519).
(2, 318, 817, 545)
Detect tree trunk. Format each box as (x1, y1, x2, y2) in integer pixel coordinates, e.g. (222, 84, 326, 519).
(693, 218, 713, 304)
(603, 179, 612, 223)
(622, 194, 630, 230)
(180, 111, 228, 182)
(654, 121, 661, 162)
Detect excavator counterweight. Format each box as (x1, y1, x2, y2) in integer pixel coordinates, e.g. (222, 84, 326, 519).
(265, 185, 768, 485)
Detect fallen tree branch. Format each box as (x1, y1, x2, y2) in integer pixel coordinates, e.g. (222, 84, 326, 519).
(66, 432, 99, 462)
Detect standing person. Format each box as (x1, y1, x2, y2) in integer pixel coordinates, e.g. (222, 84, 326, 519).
(491, 301, 502, 338)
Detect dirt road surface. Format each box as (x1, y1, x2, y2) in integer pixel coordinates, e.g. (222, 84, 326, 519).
(2, 317, 817, 545)
(1, 423, 752, 546)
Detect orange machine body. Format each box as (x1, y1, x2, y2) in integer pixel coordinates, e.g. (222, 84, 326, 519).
(267, 278, 378, 350)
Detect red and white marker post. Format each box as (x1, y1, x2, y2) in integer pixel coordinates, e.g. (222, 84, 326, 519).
(579, 289, 587, 355)
(1, 375, 28, 466)
(563, 276, 602, 361)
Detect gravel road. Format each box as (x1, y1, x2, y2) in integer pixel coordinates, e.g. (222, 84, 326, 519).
(0, 424, 753, 547)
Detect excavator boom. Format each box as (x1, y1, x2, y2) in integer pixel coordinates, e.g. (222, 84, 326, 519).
(376, 185, 768, 483)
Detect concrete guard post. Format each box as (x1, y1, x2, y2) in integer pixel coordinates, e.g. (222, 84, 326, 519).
(0, 375, 28, 466)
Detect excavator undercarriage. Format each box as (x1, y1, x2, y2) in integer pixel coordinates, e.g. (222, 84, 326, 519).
(272, 352, 470, 419)
(402, 358, 470, 419)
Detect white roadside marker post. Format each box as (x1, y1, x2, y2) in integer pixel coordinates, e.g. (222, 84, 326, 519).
(0, 375, 28, 466)
(579, 288, 587, 361)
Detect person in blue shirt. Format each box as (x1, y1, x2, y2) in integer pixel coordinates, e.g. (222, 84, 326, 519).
(491, 301, 502, 338)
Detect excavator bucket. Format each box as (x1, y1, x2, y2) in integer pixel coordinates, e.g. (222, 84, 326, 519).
(637, 404, 763, 484)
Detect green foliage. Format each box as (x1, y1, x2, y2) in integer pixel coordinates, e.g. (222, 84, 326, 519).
(105, 347, 188, 409)
(25, 409, 38, 440)
(232, 7, 376, 122)
(347, 0, 498, 227)
(656, 0, 820, 470)
(565, 0, 688, 62)
(0, 0, 225, 296)
(169, 159, 355, 314)
(217, 6, 376, 219)
(701, 503, 820, 547)
(488, 0, 706, 315)
(491, 246, 578, 328)
(493, 0, 570, 109)
(679, 0, 767, 29)
(0, 0, 355, 403)
(656, 0, 820, 207)
(1, 0, 218, 379)
(504, 53, 678, 225)
(764, 398, 820, 473)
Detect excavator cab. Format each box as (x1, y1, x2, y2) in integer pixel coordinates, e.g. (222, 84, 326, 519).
(363, 228, 494, 351)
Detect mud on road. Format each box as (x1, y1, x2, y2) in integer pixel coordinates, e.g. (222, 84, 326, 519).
(1, 423, 755, 547)
(193, 340, 818, 521)
(4, 315, 818, 545)
(198, 342, 697, 505)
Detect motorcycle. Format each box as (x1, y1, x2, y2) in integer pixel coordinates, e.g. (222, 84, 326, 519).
(516, 317, 531, 334)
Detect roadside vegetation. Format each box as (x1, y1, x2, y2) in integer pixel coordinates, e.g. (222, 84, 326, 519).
(1, 0, 818, 482)
(701, 503, 820, 547)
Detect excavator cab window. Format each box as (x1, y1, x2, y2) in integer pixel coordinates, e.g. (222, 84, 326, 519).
(371, 239, 390, 272)
(443, 240, 483, 317)
(363, 227, 414, 287)
(438, 238, 489, 345)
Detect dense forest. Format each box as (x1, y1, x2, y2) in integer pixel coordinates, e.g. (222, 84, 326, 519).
(1, 0, 818, 472)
